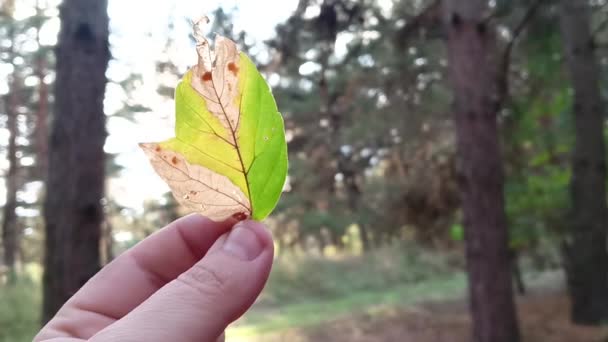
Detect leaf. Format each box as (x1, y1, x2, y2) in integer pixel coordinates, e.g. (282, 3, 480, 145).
(140, 18, 288, 222)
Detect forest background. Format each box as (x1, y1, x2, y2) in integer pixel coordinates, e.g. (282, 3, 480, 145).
(3, 0, 608, 341)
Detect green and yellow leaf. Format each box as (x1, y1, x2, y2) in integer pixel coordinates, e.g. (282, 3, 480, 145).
(140, 18, 288, 222)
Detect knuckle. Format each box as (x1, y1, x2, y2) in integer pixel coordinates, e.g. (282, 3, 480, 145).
(177, 262, 229, 299)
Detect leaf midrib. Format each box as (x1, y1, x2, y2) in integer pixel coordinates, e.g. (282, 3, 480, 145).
(209, 71, 253, 215)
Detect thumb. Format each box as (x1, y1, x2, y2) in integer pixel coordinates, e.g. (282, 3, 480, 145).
(90, 220, 274, 342)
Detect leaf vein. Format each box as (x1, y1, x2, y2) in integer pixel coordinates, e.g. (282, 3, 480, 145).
(174, 137, 241, 173)
(181, 117, 235, 147)
(155, 154, 250, 211)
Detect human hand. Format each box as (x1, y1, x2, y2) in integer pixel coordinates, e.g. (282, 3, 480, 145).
(34, 214, 274, 342)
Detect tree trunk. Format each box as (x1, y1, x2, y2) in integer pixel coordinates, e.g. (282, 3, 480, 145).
(2, 75, 20, 283)
(100, 220, 114, 265)
(559, 0, 608, 325)
(42, 0, 109, 323)
(511, 250, 526, 295)
(442, 1, 520, 342)
(359, 223, 372, 252)
(35, 2, 49, 180)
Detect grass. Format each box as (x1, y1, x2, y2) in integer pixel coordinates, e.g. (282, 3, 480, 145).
(0, 278, 41, 342)
(259, 243, 459, 307)
(228, 273, 466, 339)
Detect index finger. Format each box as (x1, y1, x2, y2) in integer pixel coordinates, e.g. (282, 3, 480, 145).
(35, 214, 235, 341)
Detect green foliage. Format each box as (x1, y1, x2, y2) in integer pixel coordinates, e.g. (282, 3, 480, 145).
(271, 0, 460, 244)
(0, 280, 41, 342)
(498, 5, 574, 256)
(450, 223, 464, 242)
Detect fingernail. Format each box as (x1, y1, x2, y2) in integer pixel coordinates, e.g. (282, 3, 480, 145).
(222, 222, 264, 260)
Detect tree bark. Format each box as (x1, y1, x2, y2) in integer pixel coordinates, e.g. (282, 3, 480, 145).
(42, 0, 109, 323)
(442, 1, 520, 341)
(358, 223, 372, 252)
(2, 74, 20, 283)
(559, 0, 608, 325)
(511, 250, 526, 295)
(2, 19, 20, 283)
(35, 2, 49, 180)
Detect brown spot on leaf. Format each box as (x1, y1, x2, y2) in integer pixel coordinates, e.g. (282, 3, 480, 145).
(232, 212, 248, 221)
(227, 62, 239, 76)
(189, 190, 198, 195)
(202, 72, 213, 81)
(155, 146, 161, 152)
(171, 156, 178, 165)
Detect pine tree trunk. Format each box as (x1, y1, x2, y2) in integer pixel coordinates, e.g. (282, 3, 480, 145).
(442, 1, 520, 341)
(559, 0, 608, 325)
(511, 250, 526, 295)
(35, 2, 49, 180)
(2, 75, 19, 283)
(359, 223, 372, 252)
(42, 0, 109, 323)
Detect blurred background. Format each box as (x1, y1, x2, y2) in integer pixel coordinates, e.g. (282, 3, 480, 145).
(2, 0, 608, 341)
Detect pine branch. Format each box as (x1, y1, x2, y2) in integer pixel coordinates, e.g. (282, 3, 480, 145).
(497, 0, 546, 108)
(591, 17, 608, 41)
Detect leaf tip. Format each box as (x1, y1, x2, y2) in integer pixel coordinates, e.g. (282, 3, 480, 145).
(192, 15, 210, 44)
(139, 142, 159, 150)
